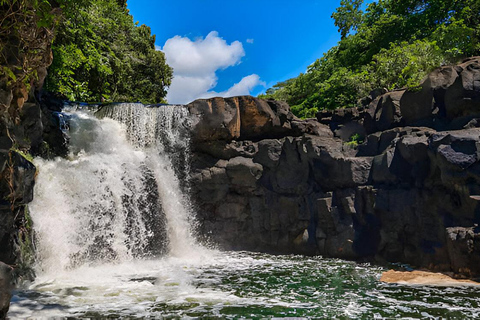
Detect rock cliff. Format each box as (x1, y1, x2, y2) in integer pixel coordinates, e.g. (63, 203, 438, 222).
(189, 57, 480, 278)
(0, 2, 64, 317)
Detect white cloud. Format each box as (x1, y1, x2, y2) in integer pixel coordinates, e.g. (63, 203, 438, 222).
(202, 74, 265, 99)
(161, 31, 264, 104)
(246, 38, 254, 44)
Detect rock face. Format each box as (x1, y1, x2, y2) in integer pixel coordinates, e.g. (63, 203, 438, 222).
(0, 4, 64, 317)
(187, 96, 331, 142)
(189, 57, 480, 277)
(0, 262, 12, 319)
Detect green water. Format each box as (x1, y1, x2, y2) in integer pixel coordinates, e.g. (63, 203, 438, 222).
(9, 251, 480, 319)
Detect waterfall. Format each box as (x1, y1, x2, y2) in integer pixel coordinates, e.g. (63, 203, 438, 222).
(96, 103, 197, 256)
(29, 103, 201, 274)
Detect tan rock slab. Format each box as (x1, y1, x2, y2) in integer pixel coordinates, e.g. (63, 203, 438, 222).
(380, 270, 480, 287)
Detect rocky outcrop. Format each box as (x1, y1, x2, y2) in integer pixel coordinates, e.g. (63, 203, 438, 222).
(0, 262, 12, 319)
(0, 3, 63, 317)
(189, 57, 480, 278)
(317, 57, 480, 140)
(187, 96, 331, 142)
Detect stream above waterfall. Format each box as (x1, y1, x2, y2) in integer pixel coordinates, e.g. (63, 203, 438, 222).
(8, 104, 480, 319)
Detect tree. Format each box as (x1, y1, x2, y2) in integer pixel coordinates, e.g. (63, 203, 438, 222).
(332, 0, 364, 39)
(261, 0, 480, 119)
(44, 0, 173, 103)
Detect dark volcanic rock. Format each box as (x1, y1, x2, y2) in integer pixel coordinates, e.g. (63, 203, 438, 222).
(314, 57, 480, 138)
(0, 262, 12, 320)
(0, 4, 64, 316)
(190, 58, 480, 278)
(444, 57, 480, 120)
(374, 90, 405, 131)
(446, 226, 480, 277)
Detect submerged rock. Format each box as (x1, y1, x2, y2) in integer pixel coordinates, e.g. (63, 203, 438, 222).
(380, 270, 480, 286)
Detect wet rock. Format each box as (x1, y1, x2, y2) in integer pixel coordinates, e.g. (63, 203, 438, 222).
(0, 4, 65, 317)
(446, 226, 480, 277)
(0, 262, 12, 320)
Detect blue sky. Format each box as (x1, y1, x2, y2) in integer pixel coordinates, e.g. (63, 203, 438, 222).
(127, 1, 366, 104)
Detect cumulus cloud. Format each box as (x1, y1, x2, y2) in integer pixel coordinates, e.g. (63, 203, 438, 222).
(202, 74, 265, 99)
(246, 38, 254, 44)
(161, 31, 264, 104)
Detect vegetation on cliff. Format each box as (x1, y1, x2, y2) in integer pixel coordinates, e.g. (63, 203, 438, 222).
(44, 0, 173, 103)
(0, 0, 62, 111)
(1, 0, 172, 106)
(260, 0, 480, 118)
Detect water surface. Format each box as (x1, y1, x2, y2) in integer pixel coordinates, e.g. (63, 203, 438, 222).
(10, 251, 480, 319)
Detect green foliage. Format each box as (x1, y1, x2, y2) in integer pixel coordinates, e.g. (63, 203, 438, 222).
(0, 0, 61, 93)
(262, 0, 480, 119)
(368, 40, 445, 91)
(332, 0, 364, 39)
(44, 0, 173, 103)
(11, 148, 34, 162)
(345, 133, 364, 147)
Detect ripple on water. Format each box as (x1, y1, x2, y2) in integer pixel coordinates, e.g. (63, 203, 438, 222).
(8, 251, 480, 319)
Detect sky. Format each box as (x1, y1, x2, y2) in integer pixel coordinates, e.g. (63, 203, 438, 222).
(127, 1, 362, 104)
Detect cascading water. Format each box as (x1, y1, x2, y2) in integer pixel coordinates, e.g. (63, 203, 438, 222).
(96, 103, 198, 257)
(9, 103, 480, 319)
(31, 103, 202, 273)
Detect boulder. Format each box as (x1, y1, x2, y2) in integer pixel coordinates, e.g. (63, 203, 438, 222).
(0, 262, 12, 320)
(446, 226, 480, 277)
(428, 65, 460, 118)
(187, 97, 241, 142)
(193, 140, 258, 159)
(374, 90, 405, 131)
(188, 96, 331, 142)
(444, 57, 480, 119)
(253, 139, 283, 169)
(381, 270, 480, 286)
(238, 97, 284, 139)
(400, 83, 433, 124)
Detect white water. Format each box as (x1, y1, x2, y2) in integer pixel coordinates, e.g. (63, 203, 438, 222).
(29, 103, 205, 274)
(99, 103, 202, 257)
(98, 103, 198, 257)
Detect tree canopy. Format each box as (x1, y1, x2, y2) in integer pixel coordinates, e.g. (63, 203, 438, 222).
(44, 0, 173, 103)
(260, 0, 480, 118)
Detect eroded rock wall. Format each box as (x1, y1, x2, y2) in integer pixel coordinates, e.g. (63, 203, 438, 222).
(189, 58, 480, 278)
(0, 2, 65, 317)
